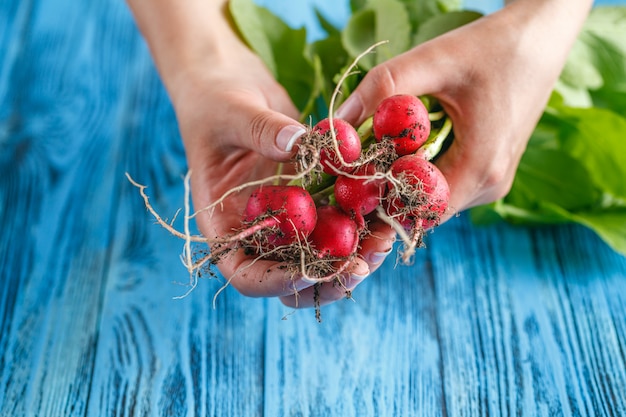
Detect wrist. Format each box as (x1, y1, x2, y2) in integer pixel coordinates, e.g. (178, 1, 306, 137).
(500, 0, 592, 40)
(127, 0, 248, 99)
(495, 0, 592, 74)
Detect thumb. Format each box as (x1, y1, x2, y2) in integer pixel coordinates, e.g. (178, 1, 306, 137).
(334, 46, 446, 127)
(230, 104, 307, 162)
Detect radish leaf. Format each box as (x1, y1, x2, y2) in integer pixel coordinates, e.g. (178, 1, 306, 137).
(229, 0, 276, 76)
(557, 6, 626, 113)
(413, 11, 482, 45)
(255, 7, 317, 113)
(342, 0, 411, 69)
(229, 0, 318, 114)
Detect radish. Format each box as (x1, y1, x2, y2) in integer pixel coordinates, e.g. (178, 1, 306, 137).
(242, 185, 317, 248)
(418, 172, 450, 230)
(308, 205, 359, 258)
(386, 154, 449, 230)
(312, 118, 362, 174)
(373, 94, 431, 156)
(128, 46, 457, 306)
(334, 163, 386, 227)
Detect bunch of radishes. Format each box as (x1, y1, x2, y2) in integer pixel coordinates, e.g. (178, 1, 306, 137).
(127, 43, 454, 307)
(128, 90, 453, 303)
(240, 93, 452, 281)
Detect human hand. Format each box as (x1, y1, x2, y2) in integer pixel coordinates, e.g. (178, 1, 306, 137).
(125, 0, 398, 308)
(168, 34, 396, 308)
(335, 0, 592, 220)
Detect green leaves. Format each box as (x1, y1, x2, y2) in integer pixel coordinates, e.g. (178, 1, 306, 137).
(342, 0, 411, 70)
(397, 0, 462, 29)
(413, 11, 482, 45)
(557, 6, 626, 113)
(229, 0, 317, 114)
(229, 0, 277, 75)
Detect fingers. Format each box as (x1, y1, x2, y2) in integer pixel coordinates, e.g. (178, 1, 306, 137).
(435, 141, 517, 221)
(179, 71, 308, 163)
(216, 252, 313, 299)
(278, 258, 370, 308)
(216, 222, 396, 306)
(216, 249, 370, 302)
(226, 101, 307, 162)
(334, 43, 448, 127)
(359, 221, 396, 273)
(279, 221, 396, 309)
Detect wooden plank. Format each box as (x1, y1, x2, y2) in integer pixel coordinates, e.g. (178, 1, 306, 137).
(0, 0, 147, 414)
(547, 226, 626, 416)
(0, 0, 269, 414)
(263, 240, 446, 416)
(0, 0, 123, 414)
(2, 0, 626, 416)
(85, 36, 269, 417)
(259, 213, 621, 416)
(429, 216, 626, 416)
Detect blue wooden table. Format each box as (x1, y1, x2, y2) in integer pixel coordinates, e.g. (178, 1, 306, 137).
(2, 0, 626, 416)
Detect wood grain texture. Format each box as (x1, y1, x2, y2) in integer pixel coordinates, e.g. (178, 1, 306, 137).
(1, 0, 626, 416)
(264, 250, 445, 417)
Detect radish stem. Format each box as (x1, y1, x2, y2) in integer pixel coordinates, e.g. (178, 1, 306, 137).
(428, 110, 445, 121)
(418, 116, 453, 161)
(357, 116, 373, 139)
(327, 40, 389, 169)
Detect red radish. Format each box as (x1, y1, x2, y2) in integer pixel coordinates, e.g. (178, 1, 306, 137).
(312, 118, 361, 174)
(308, 205, 359, 258)
(373, 94, 430, 156)
(386, 154, 449, 230)
(334, 163, 386, 227)
(242, 185, 317, 247)
(419, 173, 450, 230)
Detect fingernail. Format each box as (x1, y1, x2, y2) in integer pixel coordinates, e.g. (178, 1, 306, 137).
(368, 250, 392, 266)
(276, 125, 306, 152)
(344, 271, 369, 291)
(334, 94, 362, 122)
(350, 272, 369, 282)
(289, 277, 312, 291)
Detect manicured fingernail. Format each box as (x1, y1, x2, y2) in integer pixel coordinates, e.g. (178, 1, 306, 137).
(350, 272, 369, 282)
(344, 271, 369, 291)
(276, 125, 306, 152)
(368, 250, 392, 266)
(289, 277, 312, 291)
(334, 94, 362, 122)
